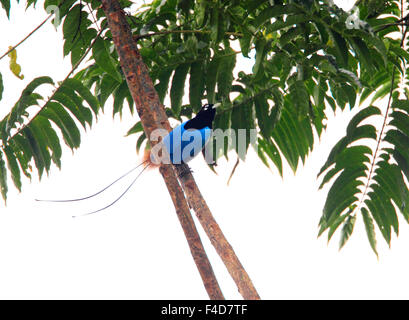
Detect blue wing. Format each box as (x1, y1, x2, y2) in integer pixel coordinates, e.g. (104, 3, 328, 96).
(163, 121, 212, 164)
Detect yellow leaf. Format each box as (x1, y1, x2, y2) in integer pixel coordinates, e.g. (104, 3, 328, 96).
(327, 39, 334, 47)
(8, 46, 24, 80)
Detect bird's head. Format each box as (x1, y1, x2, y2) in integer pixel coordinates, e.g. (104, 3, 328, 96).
(195, 103, 221, 122)
(184, 103, 221, 130)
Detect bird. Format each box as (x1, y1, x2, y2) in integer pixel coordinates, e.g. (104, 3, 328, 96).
(148, 102, 220, 166)
(36, 102, 221, 217)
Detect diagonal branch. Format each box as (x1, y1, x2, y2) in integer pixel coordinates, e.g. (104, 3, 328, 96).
(101, 0, 260, 299)
(0, 13, 53, 61)
(101, 0, 225, 300)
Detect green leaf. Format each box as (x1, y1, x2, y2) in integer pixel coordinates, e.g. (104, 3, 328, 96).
(0, 151, 8, 203)
(389, 110, 409, 138)
(40, 102, 81, 149)
(63, 78, 100, 115)
(217, 48, 236, 101)
(346, 106, 381, 136)
(52, 91, 92, 129)
(35, 116, 63, 169)
(279, 26, 304, 47)
(155, 68, 173, 103)
(361, 207, 378, 257)
(71, 29, 97, 67)
(136, 132, 146, 153)
(189, 62, 205, 112)
(239, 30, 252, 58)
(212, 108, 231, 160)
(23, 126, 48, 179)
(327, 211, 350, 243)
(339, 215, 356, 250)
(93, 37, 123, 82)
(23, 76, 54, 94)
(28, 118, 53, 174)
(170, 63, 190, 116)
(0, 72, 3, 101)
(289, 80, 309, 119)
(258, 137, 283, 176)
(254, 94, 271, 138)
(96, 74, 121, 107)
(10, 134, 32, 179)
(253, 38, 267, 79)
(206, 56, 221, 103)
(63, 5, 81, 43)
(231, 100, 255, 161)
(0, 0, 10, 18)
(113, 81, 131, 117)
(3, 145, 21, 192)
(349, 37, 374, 74)
(126, 121, 144, 136)
(364, 198, 390, 245)
(328, 29, 348, 67)
(384, 130, 409, 155)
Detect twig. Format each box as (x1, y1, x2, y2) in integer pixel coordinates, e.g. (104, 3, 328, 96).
(0, 13, 53, 61)
(357, 15, 408, 212)
(227, 157, 240, 186)
(86, 2, 101, 32)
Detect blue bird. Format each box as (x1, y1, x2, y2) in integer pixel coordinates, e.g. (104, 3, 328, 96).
(158, 102, 220, 165)
(37, 102, 221, 217)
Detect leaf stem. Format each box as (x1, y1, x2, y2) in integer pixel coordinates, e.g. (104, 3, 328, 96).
(357, 17, 408, 212)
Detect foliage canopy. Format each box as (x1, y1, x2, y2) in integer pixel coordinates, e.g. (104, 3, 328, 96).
(0, 0, 409, 256)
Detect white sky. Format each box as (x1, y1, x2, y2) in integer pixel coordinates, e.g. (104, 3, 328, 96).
(1, 0, 409, 300)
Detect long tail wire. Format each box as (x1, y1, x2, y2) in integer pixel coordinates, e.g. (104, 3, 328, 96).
(35, 160, 150, 218)
(72, 163, 151, 218)
(35, 160, 148, 203)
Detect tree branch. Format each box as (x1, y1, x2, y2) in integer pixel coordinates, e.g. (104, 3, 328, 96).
(159, 164, 224, 299)
(100, 0, 226, 300)
(174, 164, 260, 300)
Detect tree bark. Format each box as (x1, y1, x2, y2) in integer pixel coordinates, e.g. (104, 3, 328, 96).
(174, 165, 260, 299)
(159, 165, 224, 299)
(101, 0, 260, 300)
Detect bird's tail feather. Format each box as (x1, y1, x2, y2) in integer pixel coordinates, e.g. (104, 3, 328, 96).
(35, 160, 149, 203)
(72, 163, 151, 218)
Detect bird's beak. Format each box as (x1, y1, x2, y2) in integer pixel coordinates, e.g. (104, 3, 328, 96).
(212, 103, 221, 109)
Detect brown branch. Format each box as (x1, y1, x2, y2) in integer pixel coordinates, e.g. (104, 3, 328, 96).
(159, 165, 224, 299)
(101, 0, 225, 300)
(101, 0, 260, 299)
(174, 164, 260, 300)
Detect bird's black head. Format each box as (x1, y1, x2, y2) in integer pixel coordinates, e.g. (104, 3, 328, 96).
(184, 103, 221, 130)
